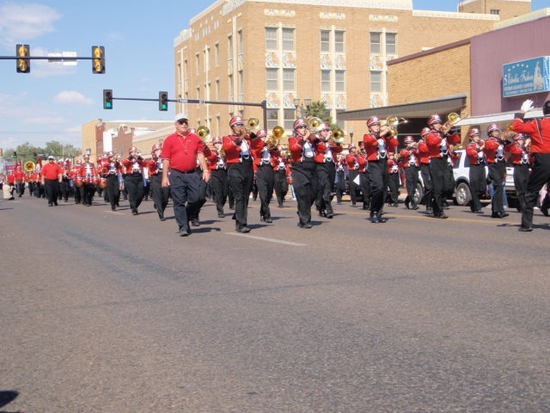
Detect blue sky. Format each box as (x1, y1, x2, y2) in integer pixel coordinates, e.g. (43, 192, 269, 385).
(0, 0, 547, 150)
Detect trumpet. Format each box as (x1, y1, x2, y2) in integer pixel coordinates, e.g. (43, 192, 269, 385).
(382, 115, 407, 137)
(197, 125, 211, 141)
(331, 128, 345, 144)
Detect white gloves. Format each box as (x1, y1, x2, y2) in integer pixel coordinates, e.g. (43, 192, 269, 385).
(520, 99, 534, 113)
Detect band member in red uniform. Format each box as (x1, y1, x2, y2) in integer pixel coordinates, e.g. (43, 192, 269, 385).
(363, 116, 399, 223)
(223, 116, 256, 233)
(400, 136, 420, 210)
(512, 99, 550, 231)
(345, 144, 361, 207)
(161, 113, 209, 237)
(100, 151, 122, 210)
(148, 144, 170, 220)
(288, 118, 318, 228)
(273, 146, 290, 208)
(314, 123, 343, 219)
(252, 129, 278, 223)
(483, 123, 509, 218)
(505, 133, 530, 214)
(41, 155, 62, 206)
(14, 165, 25, 197)
(386, 152, 400, 207)
(207, 137, 228, 218)
(418, 128, 433, 214)
(334, 153, 346, 205)
(122, 147, 147, 215)
(79, 154, 98, 207)
(425, 114, 461, 219)
(357, 143, 370, 210)
(466, 128, 487, 213)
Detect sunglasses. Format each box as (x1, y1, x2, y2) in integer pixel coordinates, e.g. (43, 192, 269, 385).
(177, 119, 188, 125)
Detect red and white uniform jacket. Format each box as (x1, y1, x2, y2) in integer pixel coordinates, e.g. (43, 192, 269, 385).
(122, 156, 148, 175)
(363, 133, 399, 162)
(466, 142, 485, 165)
(357, 152, 368, 173)
(147, 156, 164, 176)
(399, 147, 419, 168)
(313, 139, 343, 164)
(512, 114, 550, 154)
(483, 137, 507, 163)
(426, 130, 461, 159)
(288, 134, 317, 162)
(207, 149, 227, 171)
(253, 140, 280, 169)
(387, 158, 399, 174)
(223, 134, 259, 164)
(346, 152, 365, 171)
(79, 162, 99, 184)
(417, 140, 430, 165)
(506, 141, 531, 165)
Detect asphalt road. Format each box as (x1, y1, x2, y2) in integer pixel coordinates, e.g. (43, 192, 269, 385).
(1, 194, 549, 413)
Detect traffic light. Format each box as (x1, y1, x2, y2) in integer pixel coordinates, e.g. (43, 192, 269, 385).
(16, 44, 30, 73)
(92, 46, 105, 74)
(159, 91, 168, 111)
(103, 89, 113, 109)
(13, 151, 17, 159)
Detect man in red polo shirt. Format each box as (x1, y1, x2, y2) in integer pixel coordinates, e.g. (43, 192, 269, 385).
(161, 113, 210, 237)
(41, 155, 62, 206)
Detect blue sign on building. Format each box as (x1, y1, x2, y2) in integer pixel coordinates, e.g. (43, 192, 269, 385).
(503, 56, 550, 98)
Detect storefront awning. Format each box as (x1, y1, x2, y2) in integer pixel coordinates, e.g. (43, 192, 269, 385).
(337, 94, 468, 121)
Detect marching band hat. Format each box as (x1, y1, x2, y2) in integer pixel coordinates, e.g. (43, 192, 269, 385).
(404, 136, 415, 144)
(514, 133, 525, 141)
(256, 129, 267, 139)
(348, 143, 356, 150)
(468, 128, 480, 138)
(367, 116, 380, 127)
(428, 114, 442, 126)
(293, 118, 307, 130)
(421, 127, 431, 137)
(212, 137, 223, 144)
(129, 146, 138, 153)
(229, 116, 245, 127)
(175, 113, 188, 122)
(151, 144, 162, 152)
(487, 123, 500, 133)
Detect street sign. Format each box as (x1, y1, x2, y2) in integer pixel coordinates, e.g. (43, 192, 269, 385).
(48, 51, 78, 66)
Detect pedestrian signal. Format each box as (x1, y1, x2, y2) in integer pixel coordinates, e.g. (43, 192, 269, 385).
(16, 44, 30, 73)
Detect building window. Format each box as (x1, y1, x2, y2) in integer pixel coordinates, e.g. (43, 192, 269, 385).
(335, 30, 344, 53)
(370, 32, 381, 54)
(335, 70, 345, 92)
(321, 70, 331, 92)
(195, 53, 200, 75)
(386, 33, 396, 55)
(283, 68, 295, 90)
(266, 68, 278, 90)
(284, 109, 295, 129)
(238, 30, 244, 55)
(370, 71, 382, 92)
(321, 30, 330, 52)
(239, 70, 244, 95)
(267, 108, 279, 131)
(282, 28, 295, 51)
(265, 27, 277, 49)
(229, 74, 234, 97)
(490, 9, 500, 15)
(215, 43, 220, 66)
(228, 35, 233, 57)
(204, 48, 209, 72)
(215, 79, 220, 100)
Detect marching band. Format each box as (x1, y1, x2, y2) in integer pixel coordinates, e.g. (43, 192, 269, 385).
(4, 98, 550, 233)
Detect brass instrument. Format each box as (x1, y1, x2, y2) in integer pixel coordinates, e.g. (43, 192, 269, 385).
(442, 112, 461, 134)
(383, 115, 407, 136)
(197, 125, 211, 142)
(307, 117, 323, 131)
(247, 118, 260, 134)
(24, 161, 36, 172)
(331, 128, 345, 144)
(268, 125, 286, 149)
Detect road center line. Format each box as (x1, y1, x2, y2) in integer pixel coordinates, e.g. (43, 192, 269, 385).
(226, 232, 307, 246)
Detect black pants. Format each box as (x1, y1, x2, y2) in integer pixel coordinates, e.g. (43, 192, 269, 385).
(292, 158, 317, 225)
(521, 153, 550, 228)
(368, 159, 388, 216)
(188, 169, 207, 221)
(360, 170, 371, 209)
(420, 163, 433, 210)
(124, 173, 144, 213)
(513, 163, 530, 212)
(348, 169, 360, 205)
(404, 165, 419, 208)
(469, 163, 486, 212)
(335, 170, 345, 203)
(150, 174, 170, 218)
(315, 162, 336, 215)
(256, 164, 275, 219)
(274, 169, 289, 207)
(210, 168, 228, 215)
(44, 179, 59, 205)
(227, 159, 254, 229)
(488, 162, 506, 215)
(429, 157, 453, 217)
(106, 174, 120, 210)
(387, 173, 399, 204)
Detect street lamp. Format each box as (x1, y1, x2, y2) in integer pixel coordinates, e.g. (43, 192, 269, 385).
(349, 126, 355, 145)
(293, 97, 312, 118)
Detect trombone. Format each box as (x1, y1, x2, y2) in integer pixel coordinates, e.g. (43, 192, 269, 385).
(307, 117, 323, 132)
(383, 115, 408, 136)
(441, 112, 465, 134)
(197, 125, 211, 142)
(331, 128, 346, 144)
(267, 126, 286, 150)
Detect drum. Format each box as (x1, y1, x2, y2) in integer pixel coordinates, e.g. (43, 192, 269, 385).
(74, 176, 83, 187)
(98, 177, 107, 189)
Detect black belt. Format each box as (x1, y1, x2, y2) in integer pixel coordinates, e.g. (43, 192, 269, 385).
(173, 169, 196, 174)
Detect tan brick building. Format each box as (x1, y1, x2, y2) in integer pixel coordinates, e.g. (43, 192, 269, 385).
(173, 0, 530, 143)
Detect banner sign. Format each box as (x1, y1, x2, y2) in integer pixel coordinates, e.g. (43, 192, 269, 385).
(503, 56, 550, 98)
